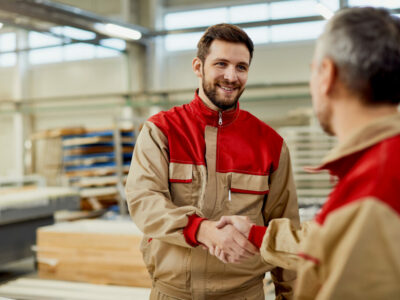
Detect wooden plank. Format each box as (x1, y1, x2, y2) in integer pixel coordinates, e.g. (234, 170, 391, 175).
(36, 220, 152, 288)
(0, 278, 150, 300)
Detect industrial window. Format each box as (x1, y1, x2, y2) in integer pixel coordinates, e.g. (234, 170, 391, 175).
(270, 20, 326, 42)
(28, 31, 62, 48)
(50, 26, 96, 41)
(163, 0, 339, 52)
(27, 29, 125, 65)
(348, 0, 400, 9)
(0, 32, 17, 67)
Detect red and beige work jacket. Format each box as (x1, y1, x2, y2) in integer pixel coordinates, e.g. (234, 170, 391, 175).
(125, 92, 300, 299)
(250, 113, 400, 299)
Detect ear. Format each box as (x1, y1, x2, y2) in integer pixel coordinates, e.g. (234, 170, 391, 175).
(319, 58, 337, 96)
(192, 57, 203, 79)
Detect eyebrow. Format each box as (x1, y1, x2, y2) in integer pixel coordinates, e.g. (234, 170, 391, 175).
(212, 58, 250, 67)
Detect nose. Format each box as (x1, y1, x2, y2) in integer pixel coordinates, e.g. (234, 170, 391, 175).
(223, 66, 238, 83)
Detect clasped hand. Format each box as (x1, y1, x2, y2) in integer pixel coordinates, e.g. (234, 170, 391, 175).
(196, 215, 257, 264)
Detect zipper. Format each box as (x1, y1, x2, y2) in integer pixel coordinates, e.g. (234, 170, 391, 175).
(218, 111, 223, 126)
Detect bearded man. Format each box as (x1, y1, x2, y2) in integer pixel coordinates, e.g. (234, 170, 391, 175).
(125, 23, 300, 299)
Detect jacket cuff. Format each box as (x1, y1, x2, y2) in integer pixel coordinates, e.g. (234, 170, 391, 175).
(183, 214, 206, 247)
(248, 225, 267, 249)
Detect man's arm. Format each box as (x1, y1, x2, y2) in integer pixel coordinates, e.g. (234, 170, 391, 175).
(263, 141, 300, 299)
(295, 198, 400, 299)
(215, 216, 315, 270)
(125, 121, 203, 248)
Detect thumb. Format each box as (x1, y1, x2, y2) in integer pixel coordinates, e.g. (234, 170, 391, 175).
(216, 216, 231, 229)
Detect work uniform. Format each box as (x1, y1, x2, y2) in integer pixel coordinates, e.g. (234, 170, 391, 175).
(250, 113, 400, 299)
(125, 92, 300, 299)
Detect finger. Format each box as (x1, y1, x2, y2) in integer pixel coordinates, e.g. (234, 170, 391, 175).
(201, 245, 208, 250)
(209, 246, 216, 256)
(232, 231, 258, 255)
(215, 216, 231, 229)
(218, 251, 229, 264)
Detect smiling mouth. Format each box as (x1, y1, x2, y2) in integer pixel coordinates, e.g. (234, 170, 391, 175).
(217, 84, 237, 92)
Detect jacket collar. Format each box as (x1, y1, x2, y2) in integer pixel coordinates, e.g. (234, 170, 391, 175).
(189, 90, 240, 127)
(309, 112, 400, 177)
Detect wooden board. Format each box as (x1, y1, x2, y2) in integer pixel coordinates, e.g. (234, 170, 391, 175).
(64, 146, 134, 156)
(0, 278, 150, 300)
(36, 220, 151, 288)
(63, 137, 133, 147)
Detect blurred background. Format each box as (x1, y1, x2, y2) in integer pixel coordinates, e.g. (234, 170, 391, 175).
(0, 1, 399, 299)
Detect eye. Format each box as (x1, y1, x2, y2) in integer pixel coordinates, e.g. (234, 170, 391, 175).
(215, 62, 226, 67)
(237, 65, 248, 72)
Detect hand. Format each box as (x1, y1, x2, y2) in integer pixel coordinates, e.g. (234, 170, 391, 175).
(197, 220, 258, 263)
(215, 215, 254, 238)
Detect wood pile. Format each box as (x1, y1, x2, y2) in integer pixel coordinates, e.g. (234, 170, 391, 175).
(35, 219, 151, 288)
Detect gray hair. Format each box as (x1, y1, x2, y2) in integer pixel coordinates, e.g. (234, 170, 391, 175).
(315, 7, 400, 105)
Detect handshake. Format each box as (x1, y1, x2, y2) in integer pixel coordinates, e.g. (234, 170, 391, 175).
(196, 216, 258, 264)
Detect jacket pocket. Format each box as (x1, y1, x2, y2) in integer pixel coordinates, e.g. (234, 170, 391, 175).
(228, 172, 269, 217)
(140, 236, 155, 279)
(169, 162, 193, 206)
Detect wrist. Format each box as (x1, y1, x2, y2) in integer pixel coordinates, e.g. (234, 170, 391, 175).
(248, 225, 267, 249)
(183, 214, 207, 247)
(196, 220, 213, 245)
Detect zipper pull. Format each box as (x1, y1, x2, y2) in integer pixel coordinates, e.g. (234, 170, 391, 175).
(228, 189, 231, 201)
(218, 111, 223, 126)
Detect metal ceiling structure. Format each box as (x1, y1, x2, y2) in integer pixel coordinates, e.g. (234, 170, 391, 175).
(0, 0, 149, 47)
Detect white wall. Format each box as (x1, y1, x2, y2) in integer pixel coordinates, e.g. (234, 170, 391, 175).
(0, 115, 17, 177)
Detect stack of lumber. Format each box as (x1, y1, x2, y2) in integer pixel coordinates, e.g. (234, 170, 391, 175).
(62, 128, 134, 210)
(0, 278, 151, 300)
(35, 219, 151, 288)
(32, 127, 85, 186)
(278, 126, 337, 221)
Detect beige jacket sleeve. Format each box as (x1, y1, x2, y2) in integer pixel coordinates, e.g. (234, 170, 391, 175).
(295, 198, 400, 300)
(262, 141, 301, 300)
(125, 121, 202, 248)
(260, 219, 316, 271)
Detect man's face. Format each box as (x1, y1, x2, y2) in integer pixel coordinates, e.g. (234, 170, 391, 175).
(310, 57, 334, 136)
(200, 40, 250, 110)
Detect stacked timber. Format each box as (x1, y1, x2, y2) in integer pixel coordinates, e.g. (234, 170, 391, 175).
(62, 128, 134, 210)
(32, 127, 86, 186)
(36, 219, 151, 288)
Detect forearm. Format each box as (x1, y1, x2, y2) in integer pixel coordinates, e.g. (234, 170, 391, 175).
(125, 121, 204, 248)
(249, 219, 315, 270)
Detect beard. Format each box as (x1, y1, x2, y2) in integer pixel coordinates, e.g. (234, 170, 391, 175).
(202, 69, 244, 111)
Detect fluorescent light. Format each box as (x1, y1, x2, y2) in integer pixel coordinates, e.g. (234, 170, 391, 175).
(0, 23, 3, 29)
(94, 23, 141, 41)
(315, 2, 334, 19)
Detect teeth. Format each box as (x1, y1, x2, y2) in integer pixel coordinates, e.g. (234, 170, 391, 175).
(220, 86, 234, 91)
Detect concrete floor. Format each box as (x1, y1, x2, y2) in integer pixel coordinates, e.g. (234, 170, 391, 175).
(0, 257, 275, 300)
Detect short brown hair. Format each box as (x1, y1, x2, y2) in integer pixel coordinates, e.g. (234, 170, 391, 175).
(197, 23, 254, 64)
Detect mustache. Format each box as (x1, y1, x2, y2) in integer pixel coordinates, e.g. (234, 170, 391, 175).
(216, 81, 240, 89)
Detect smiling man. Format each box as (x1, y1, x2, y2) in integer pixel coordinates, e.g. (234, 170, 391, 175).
(125, 24, 300, 299)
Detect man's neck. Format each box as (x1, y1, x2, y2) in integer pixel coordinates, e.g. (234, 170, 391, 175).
(198, 87, 221, 111)
(332, 98, 398, 143)
(197, 87, 236, 112)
